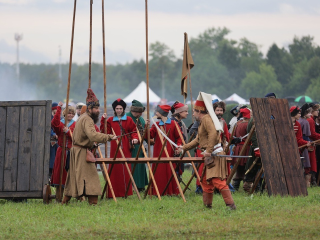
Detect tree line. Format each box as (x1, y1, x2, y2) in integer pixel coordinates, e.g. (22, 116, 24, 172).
(1, 27, 320, 103)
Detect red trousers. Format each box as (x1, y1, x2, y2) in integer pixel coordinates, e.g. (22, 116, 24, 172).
(201, 172, 229, 194)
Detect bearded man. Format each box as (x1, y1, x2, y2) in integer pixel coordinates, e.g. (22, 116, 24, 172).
(177, 92, 236, 210)
(63, 89, 117, 205)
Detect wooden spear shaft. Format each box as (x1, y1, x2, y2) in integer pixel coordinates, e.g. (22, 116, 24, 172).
(88, 0, 93, 88)
(101, 0, 108, 158)
(145, 0, 150, 158)
(58, 0, 77, 202)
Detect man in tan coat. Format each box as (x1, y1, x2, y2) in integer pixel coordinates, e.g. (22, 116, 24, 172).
(63, 88, 116, 205)
(178, 93, 236, 210)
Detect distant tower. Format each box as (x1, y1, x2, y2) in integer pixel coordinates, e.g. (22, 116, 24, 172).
(14, 33, 23, 83)
(58, 46, 62, 88)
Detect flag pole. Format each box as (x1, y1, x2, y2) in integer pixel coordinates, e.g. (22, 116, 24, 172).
(145, 0, 150, 157)
(58, 0, 77, 202)
(101, 0, 108, 157)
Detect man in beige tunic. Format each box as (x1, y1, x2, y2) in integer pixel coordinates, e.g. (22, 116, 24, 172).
(178, 92, 236, 210)
(63, 88, 116, 205)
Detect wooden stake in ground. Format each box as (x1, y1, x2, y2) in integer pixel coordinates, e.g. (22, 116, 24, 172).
(57, 0, 77, 202)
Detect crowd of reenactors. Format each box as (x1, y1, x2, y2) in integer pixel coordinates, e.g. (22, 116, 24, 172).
(49, 89, 319, 208)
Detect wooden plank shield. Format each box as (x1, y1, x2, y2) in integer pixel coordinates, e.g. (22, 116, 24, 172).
(0, 100, 51, 199)
(250, 98, 307, 197)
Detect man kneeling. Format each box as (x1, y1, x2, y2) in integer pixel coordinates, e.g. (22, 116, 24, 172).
(63, 88, 117, 205)
(178, 92, 236, 210)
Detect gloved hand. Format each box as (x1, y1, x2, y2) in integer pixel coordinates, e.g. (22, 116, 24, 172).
(254, 148, 260, 157)
(231, 137, 241, 144)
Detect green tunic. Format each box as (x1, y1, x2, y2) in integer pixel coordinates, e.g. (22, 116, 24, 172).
(126, 112, 149, 190)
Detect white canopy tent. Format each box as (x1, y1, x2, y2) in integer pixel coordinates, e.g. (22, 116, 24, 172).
(211, 94, 221, 101)
(123, 81, 161, 103)
(224, 93, 247, 104)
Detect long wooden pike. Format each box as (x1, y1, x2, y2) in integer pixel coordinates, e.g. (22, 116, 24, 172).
(101, 0, 108, 157)
(226, 125, 255, 185)
(57, 0, 77, 202)
(111, 128, 141, 200)
(88, 0, 93, 88)
(145, 0, 150, 158)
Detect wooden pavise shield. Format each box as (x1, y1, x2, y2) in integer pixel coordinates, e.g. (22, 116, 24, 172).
(181, 33, 194, 103)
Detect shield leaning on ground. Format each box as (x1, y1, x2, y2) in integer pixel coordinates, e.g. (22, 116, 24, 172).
(250, 98, 307, 197)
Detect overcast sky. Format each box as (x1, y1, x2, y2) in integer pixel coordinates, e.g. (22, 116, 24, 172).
(1, 0, 320, 64)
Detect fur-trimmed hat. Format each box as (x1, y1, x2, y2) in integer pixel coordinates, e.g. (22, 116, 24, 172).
(290, 106, 301, 117)
(130, 99, 145, 113)
(112, 98, 126, 111)
(62, 106, 76, 116)
(171, 101, 188, 115)
(155, 105, 171, 117)
(213, 101, 226, 113)
(86, 88, 100, 108)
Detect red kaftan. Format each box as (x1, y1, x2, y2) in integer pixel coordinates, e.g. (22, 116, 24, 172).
(50, 106, 75, 186)
(294, 121, 308, 147)
(100, 115, 138, 197)
(150, 119, 182, 196)
(307, 118, 320, 173)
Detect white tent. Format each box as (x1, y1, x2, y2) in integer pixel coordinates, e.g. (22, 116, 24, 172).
(123, 81, 161, 103)
(211, 94, 221, 101)
(225, 93, 246, 104)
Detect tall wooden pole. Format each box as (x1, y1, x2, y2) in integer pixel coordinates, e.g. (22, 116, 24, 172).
(145, 0, 150, 157)
(101, 0, 107, 157)
(58, 0, 77, 202)
(88, 0, 93, 88)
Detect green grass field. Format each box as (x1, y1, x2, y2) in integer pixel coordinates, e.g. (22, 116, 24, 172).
(1, 170, 320, 239)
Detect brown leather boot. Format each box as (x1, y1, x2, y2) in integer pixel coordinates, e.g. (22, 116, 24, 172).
(305, 174, 311, 188)
(243, 182, 253, 193)
(202, 192, 208, 206)
(221, 189, 236, 210)
(206, 193, 213, 209)
(61, 195, 71, 205)
(87, 195, 98, 205)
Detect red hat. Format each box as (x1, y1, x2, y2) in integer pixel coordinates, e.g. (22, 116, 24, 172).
(194, 100, 206, 112)
(290, 106, 301, 117)
(156, 105, 171, 117)
(240, 108, 251, 119)
(172, 102, 188, 114)
(112, 98, 126, 111)
(86, 88, 100, 108)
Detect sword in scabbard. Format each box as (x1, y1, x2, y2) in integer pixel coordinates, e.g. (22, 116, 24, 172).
(245, 157, 259, 175)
